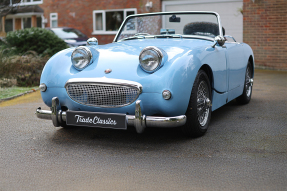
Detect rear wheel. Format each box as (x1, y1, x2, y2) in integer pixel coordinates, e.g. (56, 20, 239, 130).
(182, 70, 212, 137)
(236, 62, 253, 104)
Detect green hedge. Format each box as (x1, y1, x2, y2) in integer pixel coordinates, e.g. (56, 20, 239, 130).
(0, 51, 50, 87)
(3, 27, 68, 56)
(0, 27, 68, 87)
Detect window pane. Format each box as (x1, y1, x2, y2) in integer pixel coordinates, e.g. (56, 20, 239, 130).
(51, 20, 57, 28)
(23, 18, 31, 29)
(95, 13, 103, 30)
(106, 11, 123, 31)
(5, 19, 13, 32)
(37, 17, 42, 27)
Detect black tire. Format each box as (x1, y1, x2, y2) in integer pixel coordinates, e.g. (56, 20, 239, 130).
(182, 70, 212, 137)
(236, 62, 253, 104)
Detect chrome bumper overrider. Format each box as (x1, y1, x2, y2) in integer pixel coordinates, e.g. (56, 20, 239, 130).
(36, 97, 186, 133)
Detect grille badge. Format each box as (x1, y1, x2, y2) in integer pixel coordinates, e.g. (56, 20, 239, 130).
(105, 69, 112, 74)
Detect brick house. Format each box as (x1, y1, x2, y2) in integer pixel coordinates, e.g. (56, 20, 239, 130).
(0, 0, 44, 36)
(243, 0, 287, 70)
(1, 0, 286, 70)
(39, 0, 162, 45)
(0, 0, 162, 44)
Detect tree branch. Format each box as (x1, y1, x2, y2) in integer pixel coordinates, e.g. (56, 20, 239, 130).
(0, 0, 22, 17)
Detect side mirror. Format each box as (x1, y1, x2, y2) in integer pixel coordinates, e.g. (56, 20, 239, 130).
(87, 37, 98, 45)
(212, 35, 225, 48)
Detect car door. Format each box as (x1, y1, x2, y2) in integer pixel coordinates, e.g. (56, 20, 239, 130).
(225, 41, 246, 100)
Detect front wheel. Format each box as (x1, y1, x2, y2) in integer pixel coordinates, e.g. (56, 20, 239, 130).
(182, 70, 212, 137)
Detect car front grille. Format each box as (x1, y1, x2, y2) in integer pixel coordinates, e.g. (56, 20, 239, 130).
(65, 80, 142, 108)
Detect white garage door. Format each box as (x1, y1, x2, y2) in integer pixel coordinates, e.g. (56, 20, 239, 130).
(162, 0, 243, 42)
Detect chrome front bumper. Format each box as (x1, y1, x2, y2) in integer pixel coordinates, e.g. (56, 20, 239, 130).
(36, 97, 186, 133)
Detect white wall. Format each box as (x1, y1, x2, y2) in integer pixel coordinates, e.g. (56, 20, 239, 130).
(162, 0, 243, 42)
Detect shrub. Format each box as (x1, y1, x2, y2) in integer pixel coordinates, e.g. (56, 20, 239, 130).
(0, 50, 49, 87)
(3, 27, 68, 56)
(0, 27, 68, 87)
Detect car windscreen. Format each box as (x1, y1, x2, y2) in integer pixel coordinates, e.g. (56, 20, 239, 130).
(116, 13, 219, 42)
(51, 28, 87, 39)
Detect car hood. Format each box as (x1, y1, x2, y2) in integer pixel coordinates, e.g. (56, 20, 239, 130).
(41, 38, 213, 88)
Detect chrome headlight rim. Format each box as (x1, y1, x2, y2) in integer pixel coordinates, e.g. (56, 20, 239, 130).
(139, 46, 164, 73)
(71, 46, 93, 70)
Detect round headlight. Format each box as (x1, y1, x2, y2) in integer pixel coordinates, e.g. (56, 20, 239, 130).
(71, 46, 92, 70)
(139, 46, 164, 73)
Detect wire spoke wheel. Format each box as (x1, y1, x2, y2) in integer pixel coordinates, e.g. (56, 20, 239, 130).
(245, 65, 252, 97)
(182, 70, 212, 137)
(197, 81, 210, 127)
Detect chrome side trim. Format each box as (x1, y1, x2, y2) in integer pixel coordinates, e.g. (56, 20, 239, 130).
(224, 35, 236, 42)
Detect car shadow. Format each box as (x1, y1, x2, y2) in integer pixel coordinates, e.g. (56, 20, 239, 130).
(49, 99, 253, 150)
(52, 125, 188, 145)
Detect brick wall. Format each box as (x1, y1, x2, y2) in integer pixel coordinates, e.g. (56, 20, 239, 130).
(243, 0, 287, 70)
(40, 0, 161, 45)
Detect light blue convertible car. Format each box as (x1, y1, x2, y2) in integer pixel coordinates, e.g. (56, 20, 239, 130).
(36, 11, 254, 137)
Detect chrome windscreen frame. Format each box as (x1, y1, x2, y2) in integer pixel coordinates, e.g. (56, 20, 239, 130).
(65, 78, 143, 108)
(114, 11, 223, 42)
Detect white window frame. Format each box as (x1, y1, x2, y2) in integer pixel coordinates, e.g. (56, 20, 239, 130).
(92, 8, 137, 35)
(6, 13, 44, 31)
(50, 13, 58, 28)
(93, 10, 105, 33)
(13, 0, 43, 6)
(21, 17, 32, 29)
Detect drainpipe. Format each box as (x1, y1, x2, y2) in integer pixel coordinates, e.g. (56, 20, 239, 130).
(0, 16, 6, 37)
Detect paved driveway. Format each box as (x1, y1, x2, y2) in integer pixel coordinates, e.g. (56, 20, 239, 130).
(0, 69, 286, 191)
